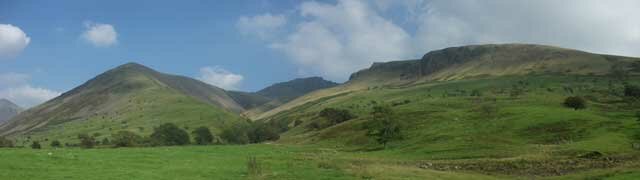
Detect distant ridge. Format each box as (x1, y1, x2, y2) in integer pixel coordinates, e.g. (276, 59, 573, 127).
(0, 99, 22, 124)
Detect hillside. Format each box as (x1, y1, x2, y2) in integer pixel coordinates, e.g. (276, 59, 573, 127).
(228, 77, 339, 119)
(0, 99, 22, 124)
(257, 44, 640, 119)
(251, 43, 640, 177)
(0, 63, 247, 144)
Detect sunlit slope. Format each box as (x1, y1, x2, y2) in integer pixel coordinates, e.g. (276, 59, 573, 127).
(0, 63, 246, 142)
(270, 75, 640, 159)
(257, 44, 639, 120)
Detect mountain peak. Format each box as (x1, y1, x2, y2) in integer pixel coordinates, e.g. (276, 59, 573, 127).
(0, 99, 19, 108)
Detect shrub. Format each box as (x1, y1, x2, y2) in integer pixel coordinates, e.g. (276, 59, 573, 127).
(102, 138, 111, 145)
(624, 84, 640, 98)
(248, 124, 280, 143)
(112, 131, 143, 147)
(221, 124, 249, 144)
(366, 105, 403, 149)
(564, 96, 587, 110)
(470, 89, 482, 96)
(0, 137, 14, 148)
(319, 108, 356, 125)
(31, 141, 41, 149)
(192, 127, 214, 145)
(78, 133, 96, 148)
(50, 140, 62, 148)
(247, 156, 262, 177)
(150, 123, 190, 146)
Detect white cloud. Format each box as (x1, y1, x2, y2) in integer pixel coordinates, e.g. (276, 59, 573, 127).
(243, 0, 640, 81)
(412, 0, 640, 56)
(0, 73, 60, 108)
(271, 0, 413, 81)
(82, 22, 118, 47)
(0, 24, 30, 59)
(237, 13, 287, 40)
(198, 66, 244, 90)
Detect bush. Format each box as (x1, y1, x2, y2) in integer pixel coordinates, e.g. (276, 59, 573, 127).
(319, 108, 356, 125)
(102, 138, 111, 145)
(366, 105, 403, 149)
(31, 141, 41, 149)
(221, 124, 249, 144)
(247, 156, 262, 177)
(624, 84, 640, 98)
(248, 124, 280, 143)
(50, 140, 62, 148)
(112, 131, 143, 147)
(564, 96, 587, 110)
(192, 127, 214, 145)
(78, 133, 96, 148)
(150, 123, 190, 146)
(0, 137, 14, 148)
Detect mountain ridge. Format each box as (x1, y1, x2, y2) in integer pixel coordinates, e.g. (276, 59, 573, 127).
(0, 99, 22, 124)
(254, 43, 640, 120)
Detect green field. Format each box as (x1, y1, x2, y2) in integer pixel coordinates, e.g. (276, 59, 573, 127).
(3, 73, 640, 179)
(1, 144, 638, 179)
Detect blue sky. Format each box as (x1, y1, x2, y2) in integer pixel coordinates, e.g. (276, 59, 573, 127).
(1, 0, 639, 107)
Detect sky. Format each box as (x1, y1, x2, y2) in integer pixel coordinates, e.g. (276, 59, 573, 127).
(1, 0, 639, 108)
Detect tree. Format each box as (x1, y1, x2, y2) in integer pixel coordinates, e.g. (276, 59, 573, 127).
(102, 138, 111, 145)
(221, 124, 249, 144)
(624, 84, 640, 98)
(50, 140, 62, 148)
(319, 108, 356, 125)
(111, 131, 143, 147)
(248, 124, 280, 143)
(78, 133, 96, 148)
(31, 141, 41, 149)
(150, 123, 190, 146)
(636, 111, 640, 123)
(366, 106, 403, 149)
(0, 137, 14, 148)
(192, 127, 214, 145)
(564, 96, 587, 110)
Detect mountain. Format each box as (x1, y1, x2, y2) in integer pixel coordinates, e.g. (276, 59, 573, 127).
(257, 44, 640, 119)
(0, 63, 247, 141)
(350, 44, 636, 83)
(255, 44, 640, 170)
(228, 77, 339, 118)
(0, 99, 22, 124)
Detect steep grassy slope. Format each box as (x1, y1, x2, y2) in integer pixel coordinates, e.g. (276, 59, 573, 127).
(265, 74, 640, 177)
(258, 44, 639, 120)
(0, 63, 247, 144)
(0, 99, 22, 124)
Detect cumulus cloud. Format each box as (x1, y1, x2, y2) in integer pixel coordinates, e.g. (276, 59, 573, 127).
(0, 73, 60, 108)
(0, 24, 31, 59)
(242, 0, 640, 81)
(198, 66, 244, 90)
(271, 0, 413, 80)
(412, 0, 640, 56)
(237, 13, 287, 40)
(82, 22, 118, 47)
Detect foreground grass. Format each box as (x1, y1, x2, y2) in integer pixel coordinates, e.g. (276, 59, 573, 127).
(1, 144, 637, 179)
(0, 145, 350, 180)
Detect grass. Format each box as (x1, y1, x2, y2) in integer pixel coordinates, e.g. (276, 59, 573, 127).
(3, 75, 640, 179)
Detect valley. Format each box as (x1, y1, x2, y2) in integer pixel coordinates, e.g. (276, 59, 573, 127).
(1, 44, 640, 179)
